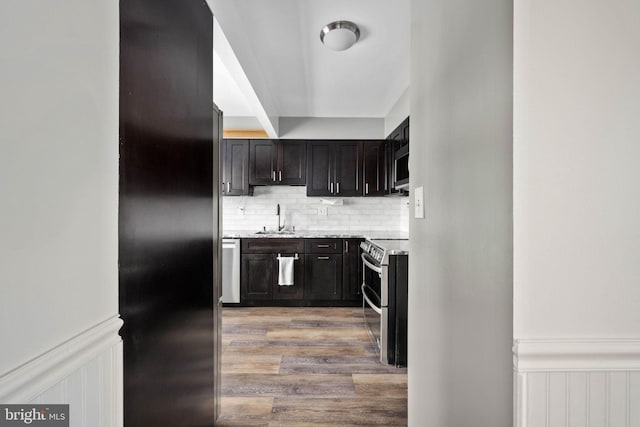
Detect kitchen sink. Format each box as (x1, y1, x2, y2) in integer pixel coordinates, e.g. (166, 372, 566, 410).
(254, 230, 296, 235)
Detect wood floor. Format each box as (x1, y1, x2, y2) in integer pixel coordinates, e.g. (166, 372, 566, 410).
(218, 307, 408, 427)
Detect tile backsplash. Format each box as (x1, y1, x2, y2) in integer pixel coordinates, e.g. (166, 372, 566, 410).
(223, 186, 409, 233)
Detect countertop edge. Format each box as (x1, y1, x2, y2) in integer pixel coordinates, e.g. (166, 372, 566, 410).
(222, 231, 409, 240)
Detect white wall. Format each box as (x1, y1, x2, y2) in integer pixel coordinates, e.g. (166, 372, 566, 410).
(223, 186, 408, 234)
(514, 0, 640, 339)
(278, 117, 384, 139)
(384, 88, 409, 137)
(408, 0, 513, 425)
(223, 116, 263, 130)
(0, 0, 119, 376)
(513, 1, 640, 423)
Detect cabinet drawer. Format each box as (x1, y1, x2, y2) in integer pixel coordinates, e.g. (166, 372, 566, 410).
(242, 238, 304, 254)
(305, 239, 342, 254)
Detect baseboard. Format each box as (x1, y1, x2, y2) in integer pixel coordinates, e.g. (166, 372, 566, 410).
(0, 316, 123, 427)
(513, 338, 640, 427)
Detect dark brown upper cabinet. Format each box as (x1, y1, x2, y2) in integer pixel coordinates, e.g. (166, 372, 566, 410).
(362, 141, 386, 196)
(386, 117, 410, 196)
(249, 139, 275, 184)
(279, 140, 307, 184)
(249, 139, 306, 185)
(222, 139, 251, 196)
(306, 140, 363, 197)
(306, 141, 332, 196)
(335, 141, 363, 197)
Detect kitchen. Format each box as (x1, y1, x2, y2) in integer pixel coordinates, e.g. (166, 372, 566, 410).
(217, 144, 411, 423)
(219, 135, 411, 345)
(210, 1, 411, 423)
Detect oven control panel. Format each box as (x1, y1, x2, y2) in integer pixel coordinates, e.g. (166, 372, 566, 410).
(361, 239, 409, 266)
(360, 240, 385, 264)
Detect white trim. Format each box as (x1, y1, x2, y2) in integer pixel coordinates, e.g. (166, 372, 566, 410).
(513, 339, 640, 372)
(114, 341, 124, 427)
(515, 372, 528, 427)
(0, 316, 123, 403)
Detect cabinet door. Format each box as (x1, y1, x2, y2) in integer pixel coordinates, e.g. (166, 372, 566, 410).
(386, 137, 396, 195)
(223, 139, 250, 196)
(401, 117, 410, 150)
(342, 239, 362, 300)
(334, 141, 362, 197)
(273, 254, 304, 300)
(241, 254, 274, 300)
(277, 140, 306, 185)
(304, 254, 342, 300)
(249, 140, 277, 185)
(386, 117, 409, 196)
(362, 141, 386, 196)
(306, 141, 333, 196)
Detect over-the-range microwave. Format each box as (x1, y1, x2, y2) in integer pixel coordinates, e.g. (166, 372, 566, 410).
(394, 146, 409, 191)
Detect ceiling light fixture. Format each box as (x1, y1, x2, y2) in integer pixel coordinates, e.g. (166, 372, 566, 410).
(320, 21, 360, 51)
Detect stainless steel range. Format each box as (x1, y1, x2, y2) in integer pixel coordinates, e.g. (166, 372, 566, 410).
(360, 239, 409, 366)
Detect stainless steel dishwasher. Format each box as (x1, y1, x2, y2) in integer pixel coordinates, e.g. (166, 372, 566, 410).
(221, 239, 240, 303)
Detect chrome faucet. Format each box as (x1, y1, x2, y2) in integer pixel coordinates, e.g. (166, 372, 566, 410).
(276, 203, 285, 231)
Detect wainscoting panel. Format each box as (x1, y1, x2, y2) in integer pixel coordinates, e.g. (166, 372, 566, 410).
(0, 316, 123, 427)
(514, 339, 640, 427)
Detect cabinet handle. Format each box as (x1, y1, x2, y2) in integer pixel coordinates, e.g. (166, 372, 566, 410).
(345, 240, 348, 253)
(336, 182, 340, 194)
(330, 182, 334, 193)
(227, 182, 230, 193)
(279, 170, 282, 182)
(222, 182, 225, 192)
(317, 244, 330, 248)
(365, 183, 369, 195)
(272, 171, 276, 181)
(317, 256, 330, 260)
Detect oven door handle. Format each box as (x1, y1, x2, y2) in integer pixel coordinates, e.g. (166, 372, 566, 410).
(361, 253, 383, 276)
(362, 284, 383, 315)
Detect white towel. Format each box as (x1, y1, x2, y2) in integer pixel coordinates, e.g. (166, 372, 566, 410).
(278, 257, 295, 286)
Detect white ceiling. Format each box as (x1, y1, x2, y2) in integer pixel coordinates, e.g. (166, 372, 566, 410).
(210, 0, 410, 126)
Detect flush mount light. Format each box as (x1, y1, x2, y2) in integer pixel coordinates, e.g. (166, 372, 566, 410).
(320, 20, 360, 51)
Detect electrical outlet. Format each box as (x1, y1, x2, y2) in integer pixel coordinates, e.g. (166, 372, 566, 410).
(318, 206, 328, 216)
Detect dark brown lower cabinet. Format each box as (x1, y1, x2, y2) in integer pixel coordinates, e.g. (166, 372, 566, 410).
(241, 254, 273, 300)
(241, 239, 304, 304)
(240, 238, 361, 305)
(273, 254, 305, 300)
(240, 253, 305, 301)
(342, 239, 363, 300)
(304, 253, 343, 300)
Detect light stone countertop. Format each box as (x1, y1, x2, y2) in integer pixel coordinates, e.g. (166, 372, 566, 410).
(223, 229, 409, 240)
